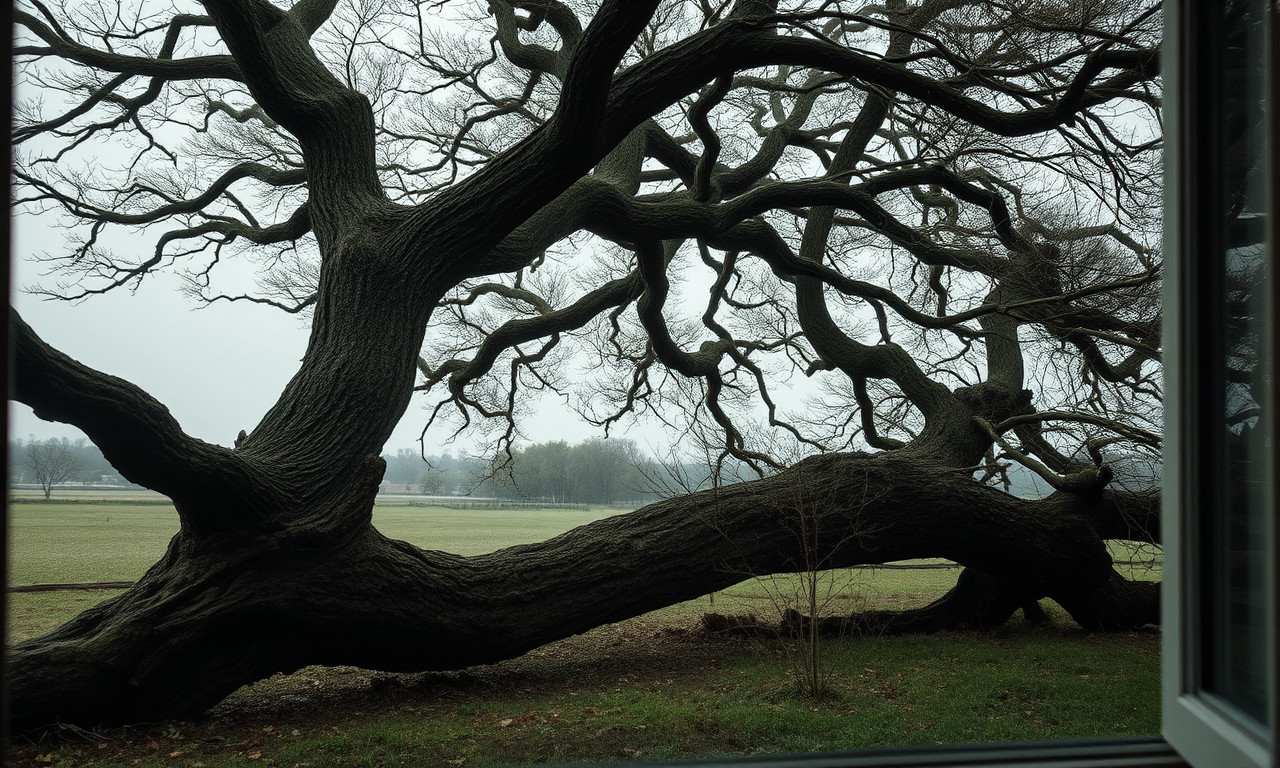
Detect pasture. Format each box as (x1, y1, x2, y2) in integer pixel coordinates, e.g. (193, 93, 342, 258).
(7, 494, 1161, 767)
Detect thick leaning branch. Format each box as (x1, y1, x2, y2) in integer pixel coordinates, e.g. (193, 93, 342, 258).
(7, 451, 1159, 729)
(9, 308, 286, 535)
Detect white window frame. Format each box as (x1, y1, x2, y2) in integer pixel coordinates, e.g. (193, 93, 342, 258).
(1161, 1, 1278, 767)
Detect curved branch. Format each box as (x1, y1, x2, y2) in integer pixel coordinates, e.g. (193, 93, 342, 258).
(403, 8, 1157, 289)
(289, 0, 340, 37)
(689, 75, 732, 202)
(200, 0, 385, 233)
(491, 1, 566, 76)
(16, 164, 306, 227)
(13, 71, 133, 144)
(14, 10, 241, 81)
(9, 308, 286, 535)
(420, 273, 644, 393)
(975, 416, 1111, 494)
(994, 410, 1162, 450)
(635, 240, 724, 379)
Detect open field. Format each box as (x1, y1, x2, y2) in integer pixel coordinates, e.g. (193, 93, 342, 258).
(7, 498, 1161, 767)
(8, 488, 176, 503)
(7, 499, 976, 642)
(7, 497, 618, 588)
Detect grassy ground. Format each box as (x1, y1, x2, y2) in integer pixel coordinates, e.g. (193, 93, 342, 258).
(6, 496, 1162, 767)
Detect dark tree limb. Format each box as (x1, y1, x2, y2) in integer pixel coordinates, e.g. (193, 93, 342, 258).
(14, 10, 240, 81)
(200, 0, 386, 237)
(7, 451, 1160, 730)
(9, 308, 287, 536)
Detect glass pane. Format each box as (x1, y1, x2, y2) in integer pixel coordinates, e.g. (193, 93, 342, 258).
(1202, 0, 1271, 724)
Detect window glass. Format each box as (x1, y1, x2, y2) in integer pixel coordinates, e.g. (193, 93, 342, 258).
(1196, 0, 1272, 729)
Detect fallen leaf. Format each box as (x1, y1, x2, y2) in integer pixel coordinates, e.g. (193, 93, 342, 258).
(169, 750, 185, 758)
(34, 754, 53, 765)
(247, 750, 262, 760)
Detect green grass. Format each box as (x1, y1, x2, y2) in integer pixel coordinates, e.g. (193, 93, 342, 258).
(6, 499, 623, 586)
(6, 498, 1162, 767)
(8, 625, 1160, 767)
(8, 502, 180, 585)
(7, 590, 129, 641)
(370, 504, 620, 556)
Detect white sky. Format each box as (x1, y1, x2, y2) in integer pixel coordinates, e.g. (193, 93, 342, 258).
(3, 17, 548, 458)
(8, 210, 609, 456)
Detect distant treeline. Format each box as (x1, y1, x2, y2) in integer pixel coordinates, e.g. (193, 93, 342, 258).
(381, 438, 760, 505)
(11, 433, 1153, 504)
(5, 434, 757, 503)
(7, 437, 143, 488)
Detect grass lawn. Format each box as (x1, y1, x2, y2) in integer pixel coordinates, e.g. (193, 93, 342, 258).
(6, 496, 1162, 767)
(7, 495, 620, 587)
(370, 504, 621, 556)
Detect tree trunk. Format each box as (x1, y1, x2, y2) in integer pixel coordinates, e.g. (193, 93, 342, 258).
(8, 451, 1158, 731)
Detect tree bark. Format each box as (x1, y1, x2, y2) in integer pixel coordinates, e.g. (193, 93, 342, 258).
(8, 450, 1158, 731)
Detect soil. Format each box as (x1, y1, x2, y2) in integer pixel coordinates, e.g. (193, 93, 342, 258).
(6, 611, 741, 767)
(215, 614, 731, 723)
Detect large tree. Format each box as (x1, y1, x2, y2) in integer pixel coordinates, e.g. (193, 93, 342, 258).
(9, 0, 1162, 729)
(21, 437, 85, 499)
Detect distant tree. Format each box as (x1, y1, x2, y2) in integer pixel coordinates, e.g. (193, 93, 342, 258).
(568, 438, 639, 503)
(24, 437, 84, 500)
(494, 439, 645, 503)
(419, 468, 445, 496)
(518, 441, 573, 501)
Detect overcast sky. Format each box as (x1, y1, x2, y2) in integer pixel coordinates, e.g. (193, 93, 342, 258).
(9, 210, 614, 457)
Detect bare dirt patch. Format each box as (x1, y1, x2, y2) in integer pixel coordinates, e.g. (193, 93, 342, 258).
(212, 615, 730, 725)
(6, 612, 740, 767)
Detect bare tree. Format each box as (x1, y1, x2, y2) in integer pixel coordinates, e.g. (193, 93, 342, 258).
(22, 437, 84, 500)
(10, 0, 1162, 728)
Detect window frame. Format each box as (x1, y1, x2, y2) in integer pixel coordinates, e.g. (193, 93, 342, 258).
(1161, 0, 1279, 767)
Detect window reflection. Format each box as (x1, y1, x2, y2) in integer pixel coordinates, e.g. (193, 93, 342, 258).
(1202, 0, 1270, 725)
